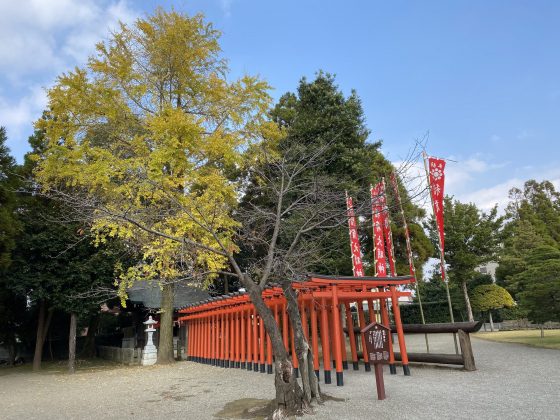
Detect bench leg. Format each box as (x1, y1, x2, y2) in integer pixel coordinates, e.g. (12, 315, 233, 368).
(458, 330, 476, 371)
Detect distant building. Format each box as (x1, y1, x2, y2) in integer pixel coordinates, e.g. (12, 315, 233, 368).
(475, 262, 499, 282)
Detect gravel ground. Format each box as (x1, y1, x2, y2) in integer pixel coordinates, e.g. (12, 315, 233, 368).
(1, 335, 558, 420)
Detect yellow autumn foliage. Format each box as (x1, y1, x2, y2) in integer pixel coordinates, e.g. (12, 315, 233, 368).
(33, 9, 277, 304)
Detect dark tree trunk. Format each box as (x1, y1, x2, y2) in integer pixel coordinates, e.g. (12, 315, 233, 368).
(281, 280, 321, 405)
(240, 275, 306, 418)
(7, 339, 16, 366)
(80, 313, 100, 358)
(488, 311, 494, 332)
(68, 312, 77, 374)
(461, 280, 474, 322)
(33, 300, 50, 371)
(157, 281, 175, 364)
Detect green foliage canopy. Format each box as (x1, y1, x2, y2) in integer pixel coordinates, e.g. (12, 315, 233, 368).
(512, 246, 560, 323)
(266, 73, 433, 277)
(471, 284, 515, 312)
(430, 197, 503, 285)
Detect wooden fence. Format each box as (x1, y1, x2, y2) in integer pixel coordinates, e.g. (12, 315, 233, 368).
(98, 346, 142, 365)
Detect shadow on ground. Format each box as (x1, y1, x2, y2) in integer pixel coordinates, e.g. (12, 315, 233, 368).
(213, 394, 345, 420)
(214, 398, 275, 420)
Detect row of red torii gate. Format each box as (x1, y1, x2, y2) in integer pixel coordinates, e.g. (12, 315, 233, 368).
(178, 274, 412, 386)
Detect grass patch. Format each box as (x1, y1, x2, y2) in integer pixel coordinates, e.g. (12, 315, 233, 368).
(474, 329, 560, 350)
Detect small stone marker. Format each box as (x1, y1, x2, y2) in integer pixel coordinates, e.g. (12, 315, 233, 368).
(141, 316, 158, 366)
(361, 322, 391, 400)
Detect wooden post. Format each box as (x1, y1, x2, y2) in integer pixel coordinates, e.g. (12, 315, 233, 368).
(210, 314, 215, 365)
(221, 313, 226, 367)
(224, 312, 230, 367)
(229, 312, 234, 367)
(240, 309, 246, 369)
(185, 321, 190, 360)
(339, 304, 348, 370)
(199, 318, 203, 363)
(252, 308, 258, 371)
(235, 311, 240, 368)
(332, 285, 344, 386)
(192, 319, 197, 362)
(267, 306, 274, 374)
(391, 286, 410, 376)
(259, 314, 265, 372)
(208, 315, 212, 364)
(379, 291, 396, 374)
(357, 301, 370, 371)
(374, 364, 386, 400)
(201, 316, 205, 364)
(310, 301, 320, 379)
(246, 308, 252, 370)
(290, 322, 299, 376)
(272, 303, 280, 374)
(367, 299, 376, 323)
(320, 297, 332, 383)
(282, 303, 289, 351)
(458, 330, 476, 371)
(300, 303, 309, 340)
(344, 302, 359, 370)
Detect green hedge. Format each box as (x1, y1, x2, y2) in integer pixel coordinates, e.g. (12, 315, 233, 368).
(400, 301, 463, 324)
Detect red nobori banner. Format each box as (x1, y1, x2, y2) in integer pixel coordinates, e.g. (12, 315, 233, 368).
(390, 172, 416, 278)
(346, 194, 365, 277)
(380, 179, 397, 277)
(371, 183, 387, 277)
(428, 157, 446, 278)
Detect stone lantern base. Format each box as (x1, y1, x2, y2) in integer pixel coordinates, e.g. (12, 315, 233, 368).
(141, 343, 157, 366)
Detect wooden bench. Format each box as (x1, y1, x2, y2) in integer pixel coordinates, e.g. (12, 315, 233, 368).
(349, 321, 482, 371)
(391, 321, 482, 371)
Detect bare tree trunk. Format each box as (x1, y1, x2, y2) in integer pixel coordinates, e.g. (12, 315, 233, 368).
(157, 281, 175, 364)
(281, 280, 321, 405)
(49, 326, 54, 361)
(240, 276, 306, 418)
(33, 301, 46, 371)
(488, 311, 494, 332)
(68, 312, 77, 374)
(461, 281, 474, 322)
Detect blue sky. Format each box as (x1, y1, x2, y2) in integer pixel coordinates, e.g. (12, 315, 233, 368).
(1, 0, 558, 211)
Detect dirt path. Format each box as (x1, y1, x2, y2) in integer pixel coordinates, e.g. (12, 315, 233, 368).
(1, 336, 558, 419)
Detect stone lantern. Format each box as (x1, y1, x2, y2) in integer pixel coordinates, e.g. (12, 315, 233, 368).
(141, 315, 158, 366)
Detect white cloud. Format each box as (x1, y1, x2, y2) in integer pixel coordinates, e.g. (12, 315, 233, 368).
(0, 86, 47, 140)
(220, 0, 233, 18)
(516, 129, 533, 140)
(0, 0, 138, 79)
(455, 165, 560, 213)
(0, 0, 140, 159)
(459, 178, 523, 211)
(445, 156, 508, 192)
(393, 155, 512, 213)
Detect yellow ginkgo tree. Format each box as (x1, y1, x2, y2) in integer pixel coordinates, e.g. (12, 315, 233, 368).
(33, 9, 273, 364)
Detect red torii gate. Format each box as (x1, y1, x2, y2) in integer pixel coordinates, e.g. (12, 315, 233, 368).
(178, 274, 413, 386)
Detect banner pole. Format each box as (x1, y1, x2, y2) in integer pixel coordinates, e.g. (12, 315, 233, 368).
(390, 172, 430, 353)
(422, 152, 459, 354)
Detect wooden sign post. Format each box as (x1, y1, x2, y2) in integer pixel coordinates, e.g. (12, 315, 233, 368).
(361, 322, 391, 400)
